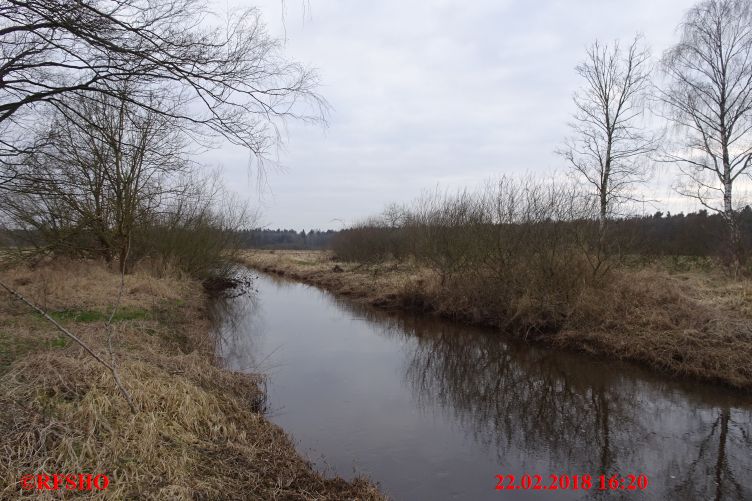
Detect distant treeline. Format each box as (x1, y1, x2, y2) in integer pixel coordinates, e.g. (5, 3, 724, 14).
(0, 228, 338, 251)
(227, 207, 752, 256)
(333, 203, 752, 263)
(236, 229, 338, 250)
(4, 208, 751, 257)
(611, 207, 752, 257)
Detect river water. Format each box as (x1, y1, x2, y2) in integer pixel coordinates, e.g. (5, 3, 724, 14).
(212, 272, 752, 500)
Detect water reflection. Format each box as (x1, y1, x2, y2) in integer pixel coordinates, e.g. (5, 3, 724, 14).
(215, 274, 752, 500)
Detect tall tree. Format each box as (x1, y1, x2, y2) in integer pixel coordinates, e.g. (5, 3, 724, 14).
(660, 0, 752, 267)
(560, 36, 656, 242)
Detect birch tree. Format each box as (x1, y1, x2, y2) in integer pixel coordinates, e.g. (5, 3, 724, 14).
(660, 0, 752, 267)
(560, 36, 656, 245)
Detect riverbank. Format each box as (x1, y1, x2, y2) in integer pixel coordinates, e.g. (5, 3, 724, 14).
(0, 258, 382, 499)
(240, 250, 752, 392)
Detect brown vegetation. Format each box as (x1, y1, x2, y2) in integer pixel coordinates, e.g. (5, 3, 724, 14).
(241, 250, 752, 392)
(0, 258, 382, 500)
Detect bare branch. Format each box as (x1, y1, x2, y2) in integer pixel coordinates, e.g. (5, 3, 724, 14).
(658, 0, 752, 267)
(0, 0, 327, 170)
(0, 277, 137, 412)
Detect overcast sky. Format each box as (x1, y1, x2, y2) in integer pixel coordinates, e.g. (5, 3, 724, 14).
(205, 0, 703, 230)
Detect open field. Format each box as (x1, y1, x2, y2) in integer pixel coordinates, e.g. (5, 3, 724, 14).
(0, 258, 383, 500)
(240, 250, 752, 392)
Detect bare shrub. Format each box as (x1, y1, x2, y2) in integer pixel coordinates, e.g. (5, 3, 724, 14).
(331, 177, 598, 334)
(0, 88, 251, 284)
(133, 176, 254, 283)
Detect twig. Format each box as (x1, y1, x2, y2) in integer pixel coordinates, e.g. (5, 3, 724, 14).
(104, 236, 137, 413)
(0, 278, 137, 413)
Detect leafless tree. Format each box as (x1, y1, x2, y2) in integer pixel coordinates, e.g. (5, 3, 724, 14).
(2, 84, 193, 271)
(659, 0, 752, 267)
(560, 36, 657, 242)
(0, 0, 325, 177)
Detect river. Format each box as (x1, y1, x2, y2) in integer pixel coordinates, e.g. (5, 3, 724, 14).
(212, 272, 752, 500)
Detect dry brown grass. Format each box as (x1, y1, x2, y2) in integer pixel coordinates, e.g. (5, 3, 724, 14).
(241, 250, 437, 309)
(240, 250, 752, 392)
(0, 258, 383, 500)
(558, 268, 752, 388)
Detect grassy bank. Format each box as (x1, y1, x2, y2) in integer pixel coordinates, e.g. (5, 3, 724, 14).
(241, 250, 752, 392)
(0, 258, 382, 499)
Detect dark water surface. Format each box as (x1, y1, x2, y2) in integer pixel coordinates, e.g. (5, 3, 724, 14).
(212, 272, 752, 500)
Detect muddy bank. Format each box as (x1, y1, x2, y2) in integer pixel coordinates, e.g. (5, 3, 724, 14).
(0, 258, 383, 499)
(240, 250, 752, 392)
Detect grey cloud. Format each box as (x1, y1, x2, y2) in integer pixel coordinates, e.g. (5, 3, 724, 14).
(204, 0, 700, 229)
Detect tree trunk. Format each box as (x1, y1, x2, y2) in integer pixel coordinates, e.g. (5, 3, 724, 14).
(723, 176, 742, 272)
